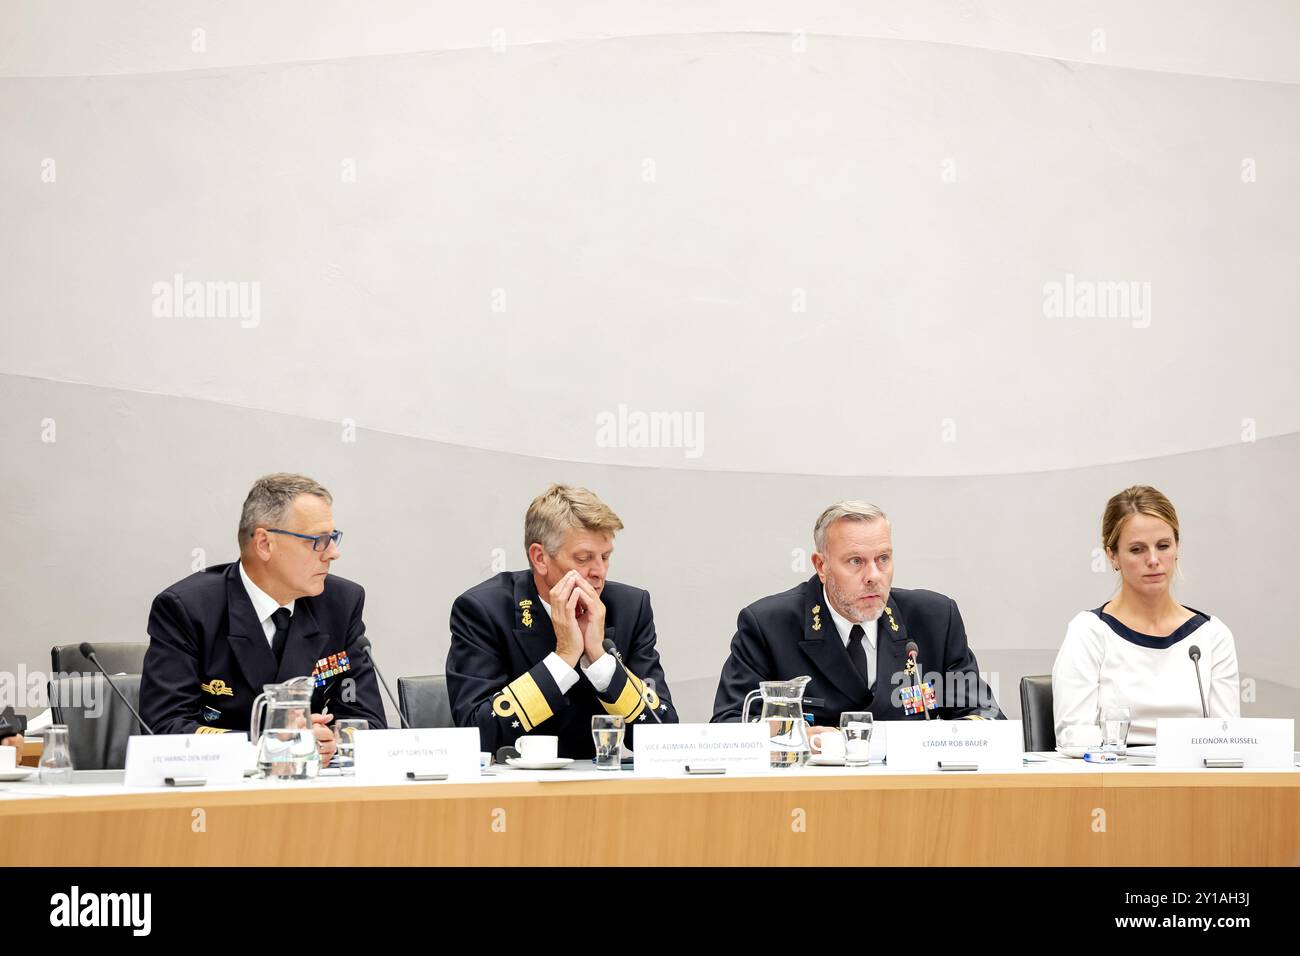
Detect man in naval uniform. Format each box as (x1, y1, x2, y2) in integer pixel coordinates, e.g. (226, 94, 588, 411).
(140, 474, 387, 763)
(712, 501, 1002, 732)
(447, 484, 678, 758)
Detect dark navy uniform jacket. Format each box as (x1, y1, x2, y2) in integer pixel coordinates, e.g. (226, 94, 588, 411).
(446, 570, 678, 758)
(140, 562, 387, 735)
(712, 574, 1003, 724)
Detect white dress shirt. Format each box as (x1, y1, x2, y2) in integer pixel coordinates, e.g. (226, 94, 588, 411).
(238, 561, 295, 647)
(824, 587, 877, 688)
(535, 592, 616, 694)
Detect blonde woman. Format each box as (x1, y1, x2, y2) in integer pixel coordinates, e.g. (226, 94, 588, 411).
(1052, 486, 1240, 750)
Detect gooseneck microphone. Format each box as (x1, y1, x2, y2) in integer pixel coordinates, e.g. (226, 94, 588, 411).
(1188, 644, 1209, 718)
(78, 642, 154, 734)
(353, 635, 408, 728)
(602, 638, 662, 723)
(905, 640, 931, 721)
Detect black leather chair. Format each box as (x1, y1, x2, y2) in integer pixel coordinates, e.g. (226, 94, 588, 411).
(51, 642, 149, 676)
(48, 673, 145, 770)
(1019, 675, 1056, 752)
(398, 675, 454, 729)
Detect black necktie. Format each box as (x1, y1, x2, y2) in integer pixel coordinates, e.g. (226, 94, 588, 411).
(848, 624, 871, 690)
(271, 608, 292, 664)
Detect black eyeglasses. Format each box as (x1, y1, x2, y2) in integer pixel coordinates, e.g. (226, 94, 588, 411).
(266, 529, 343, 552)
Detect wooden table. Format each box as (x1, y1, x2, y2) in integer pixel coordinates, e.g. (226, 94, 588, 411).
(3, 767, 1297, 866)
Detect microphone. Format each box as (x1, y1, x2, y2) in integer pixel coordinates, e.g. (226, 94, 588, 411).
(905, 640, 931, 721)
(78, 642, 154, 735)
(602, 638, 662, 723)
(1188, 644, 1209, 718)
(353, 635, 408, 729)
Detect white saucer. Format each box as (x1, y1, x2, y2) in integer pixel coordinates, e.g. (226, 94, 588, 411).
(0, 767, 36, 782)
(506, 757, 573, 770)
(807, 754, 846, 766)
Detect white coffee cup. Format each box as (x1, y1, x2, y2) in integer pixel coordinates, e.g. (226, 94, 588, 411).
(515, 735, 558, 762)
(0, 744, 17, 771)
(810, 730, 846, 760)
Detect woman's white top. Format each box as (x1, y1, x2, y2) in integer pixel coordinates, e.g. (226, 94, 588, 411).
(1052, 606, 1240, 749)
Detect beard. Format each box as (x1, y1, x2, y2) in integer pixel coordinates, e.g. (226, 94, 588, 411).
(826, 575, 887, 624)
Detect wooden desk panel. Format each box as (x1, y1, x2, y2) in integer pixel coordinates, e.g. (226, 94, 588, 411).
(3, 771, 1296, 866)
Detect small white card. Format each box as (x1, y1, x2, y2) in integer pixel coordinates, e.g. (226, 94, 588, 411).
(887, 719, 1024, 770)
(124, 733, 250, 787)
(633, 723, 770, 775)
(353, 728, 481, 782)
(1155, 718, 1294, 768)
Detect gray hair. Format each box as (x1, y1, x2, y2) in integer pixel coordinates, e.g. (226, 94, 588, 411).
(813, 501, 888, 552)
(238, 473, 333, 548)
(524, 484, 624, 557)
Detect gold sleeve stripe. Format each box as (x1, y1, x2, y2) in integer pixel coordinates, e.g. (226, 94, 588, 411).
(507, 671, 554, 728)
(492, 685, 532, 732)
(601, 671, 654, 722)
(194, 726, 229, 735)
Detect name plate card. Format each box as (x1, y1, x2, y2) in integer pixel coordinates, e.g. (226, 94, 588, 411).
(1156, 718, 1294, 769)
(353, 728, 481, 782)
(887, 720, 1024, 770)
(124, 733, 250, 787)
(633, 723, 770, 775)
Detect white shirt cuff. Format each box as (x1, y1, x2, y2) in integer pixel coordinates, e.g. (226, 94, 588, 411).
(580, 652, 618, 693)
(542, 652, 579, 695)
